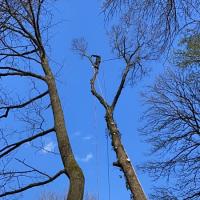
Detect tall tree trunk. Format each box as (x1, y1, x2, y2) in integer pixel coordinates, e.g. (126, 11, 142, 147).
(42, 56, 85, 200)
(105, 108, 147, 200)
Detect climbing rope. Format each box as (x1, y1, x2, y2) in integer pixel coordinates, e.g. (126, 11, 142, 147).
(95, 69, 111, 200)
(93, 101, 100, 200)
(101, 68, 111, 200)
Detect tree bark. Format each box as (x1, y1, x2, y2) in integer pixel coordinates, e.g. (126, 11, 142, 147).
(89, 66, 147, 200)
(41, 56, 85, 200)
(105, 107, 147, 200)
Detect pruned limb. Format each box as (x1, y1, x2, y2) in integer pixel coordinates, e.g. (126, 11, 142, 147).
(72, 40, 109, 109)
(90, 68, 109, 110)
(113, 161, 121, 167)
(0, 128, 54, 158)
(0, 169, 65, 198)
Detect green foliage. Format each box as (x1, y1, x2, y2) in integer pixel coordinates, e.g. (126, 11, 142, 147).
(175, 34, 200, 68)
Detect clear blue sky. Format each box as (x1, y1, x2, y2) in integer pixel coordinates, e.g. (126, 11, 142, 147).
(2, 1, 165, 199)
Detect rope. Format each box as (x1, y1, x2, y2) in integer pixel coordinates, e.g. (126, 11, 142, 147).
(101, 57, 121, 63)
(97, 77, 105, 100)
(93, 102, 100, 200)
(96, 70, 111, 200)
(106, 130, 111, 200)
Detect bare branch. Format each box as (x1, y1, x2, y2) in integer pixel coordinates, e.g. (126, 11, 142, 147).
(111, 63, 131, 110)
(90, 68, 109, 109)
(0, 169, 65, 198)
(0, 67, 46, 80)
(0, 128, 54, 158)
(0, 90, 49, 118)
(72, 38, 88, 59)
(15, 158, 51, 179)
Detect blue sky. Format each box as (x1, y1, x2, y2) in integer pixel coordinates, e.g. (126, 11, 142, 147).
(0, 1, 166, 199)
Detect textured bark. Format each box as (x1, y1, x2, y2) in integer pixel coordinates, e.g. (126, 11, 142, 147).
(90, 66, 147, 200)
(41, 56, 84, 200)
(105, 108, 147, 200)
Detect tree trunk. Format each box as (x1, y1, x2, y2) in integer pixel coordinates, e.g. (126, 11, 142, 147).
(42, 57, 85, 200)
(105, 107, 147, 200)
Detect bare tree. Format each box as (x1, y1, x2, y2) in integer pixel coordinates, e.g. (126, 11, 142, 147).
(140, 68, 200, 200)
(0, 1, 84, 200)
(73, 23, 149, 200)
(102, 0, 200, 54)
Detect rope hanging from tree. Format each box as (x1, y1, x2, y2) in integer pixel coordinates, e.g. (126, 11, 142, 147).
(92, 67, 111, 200)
